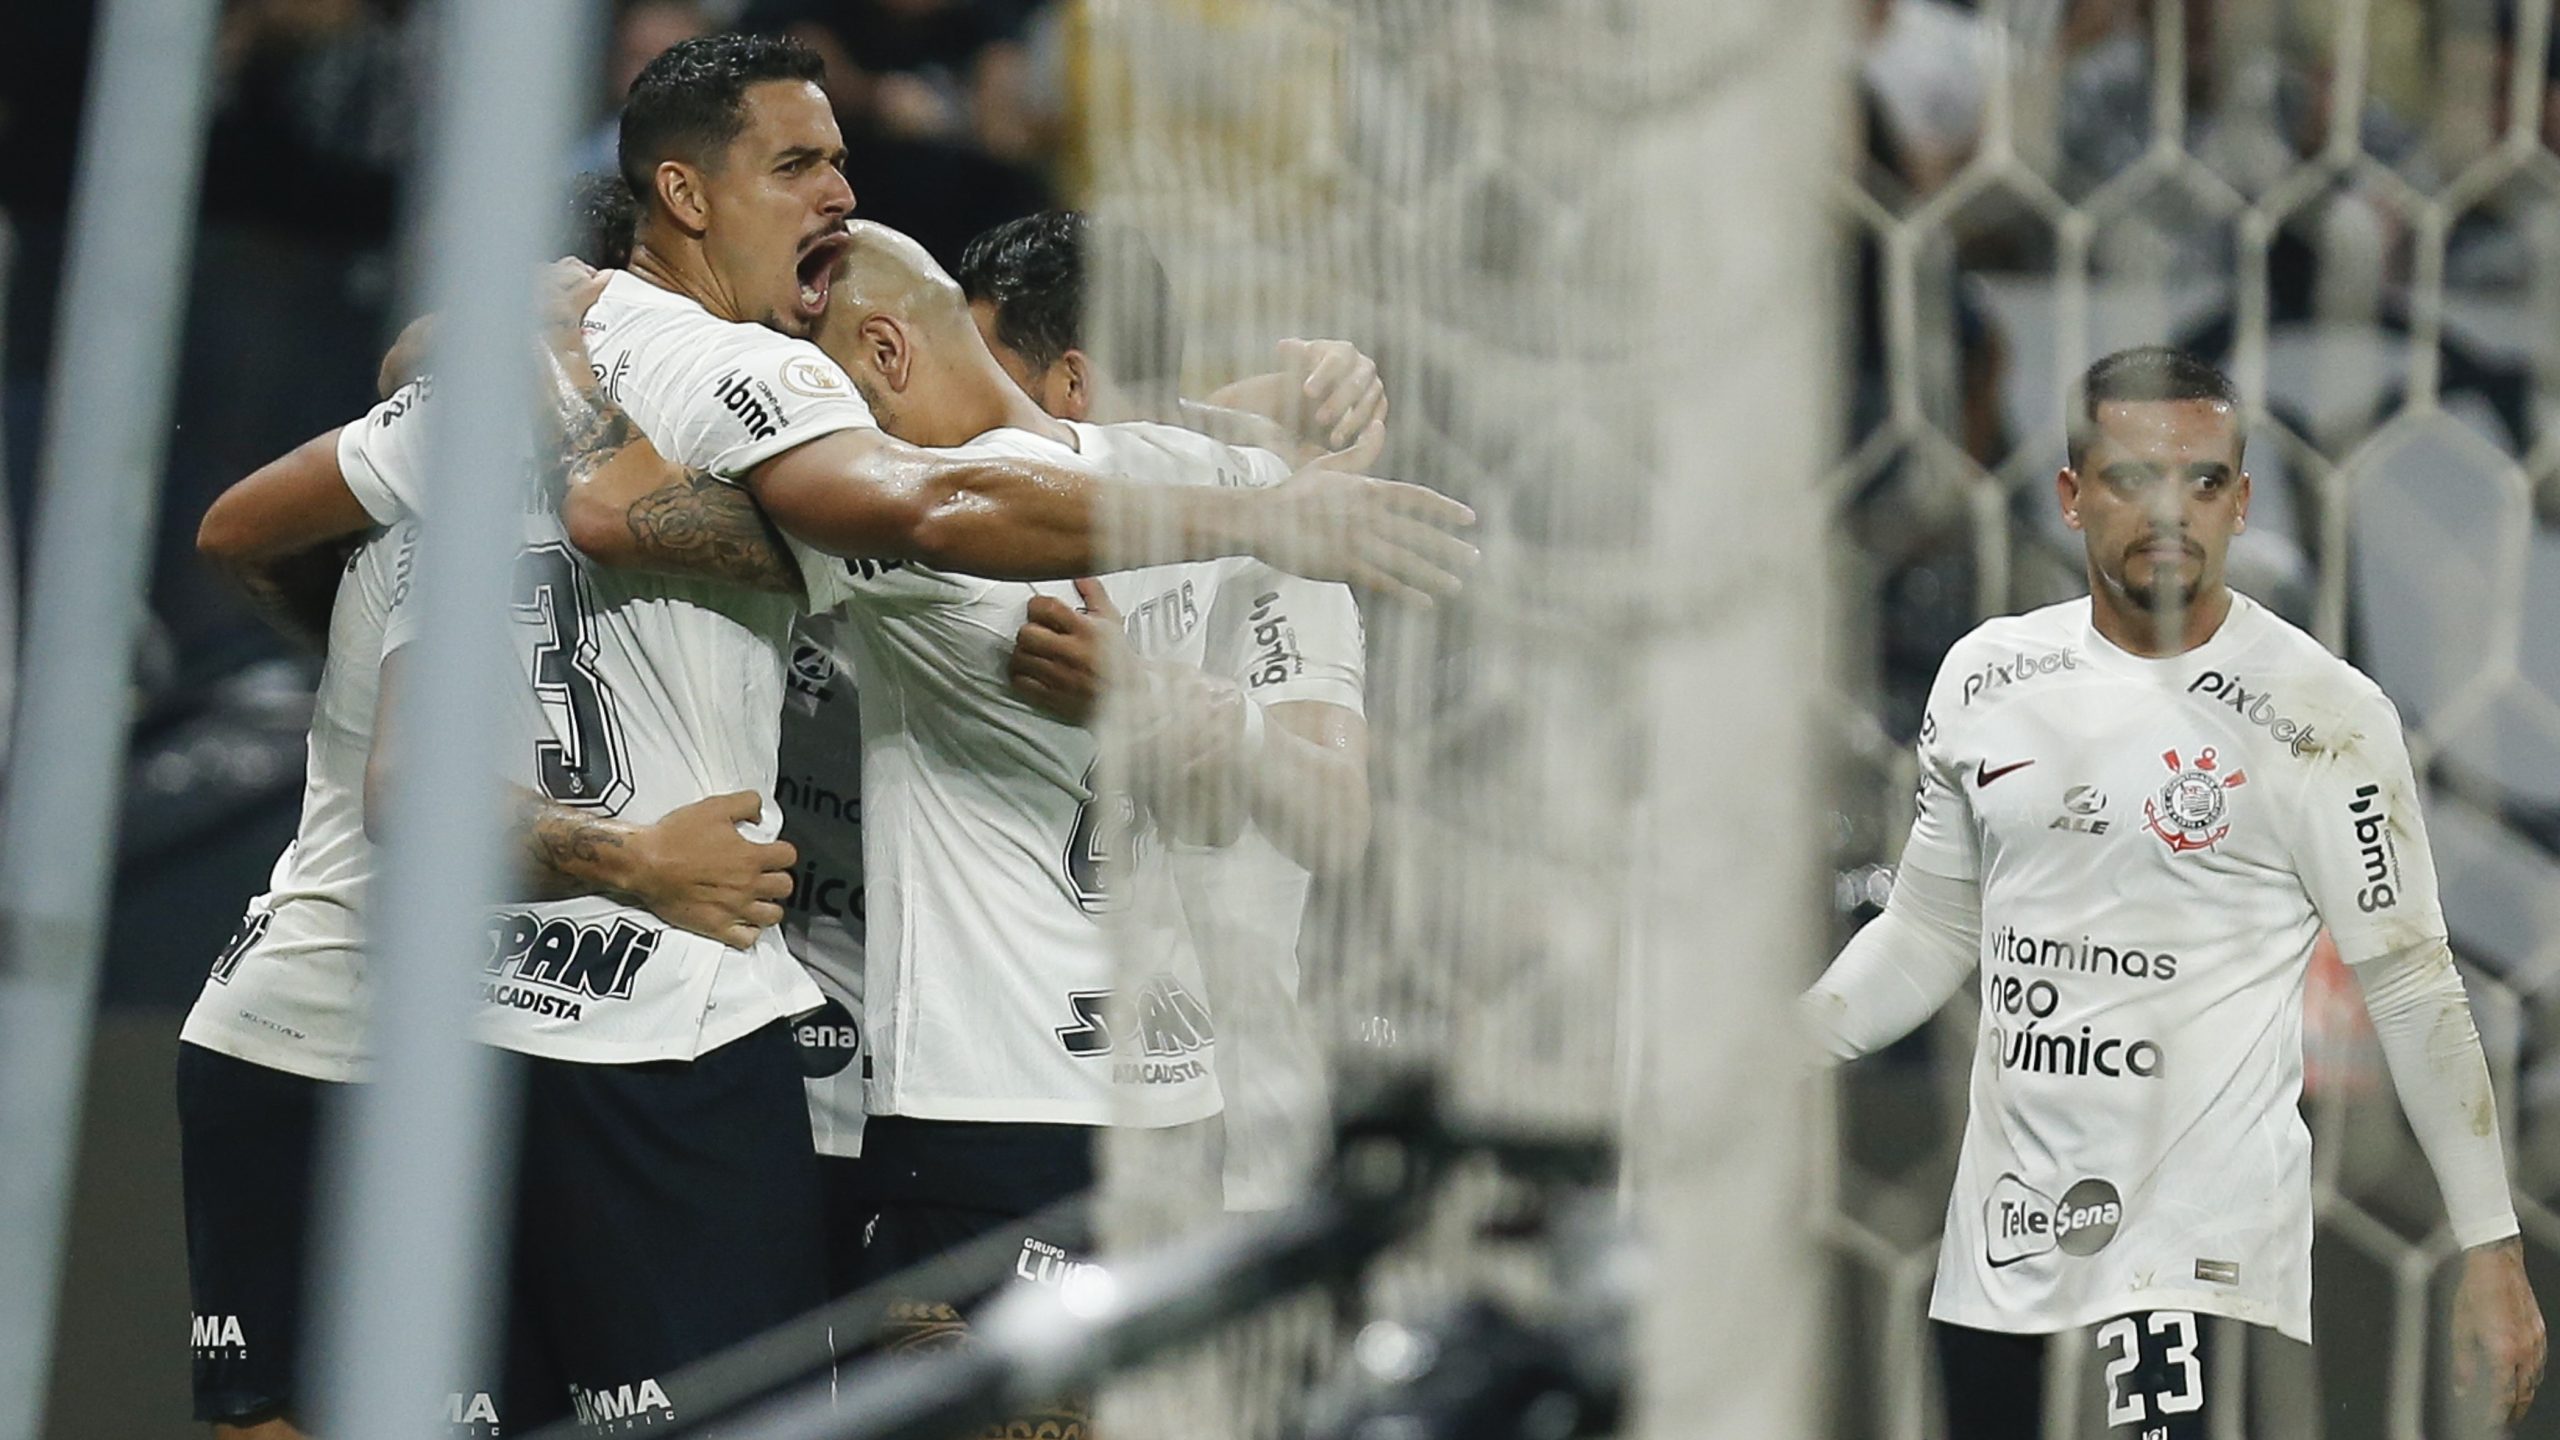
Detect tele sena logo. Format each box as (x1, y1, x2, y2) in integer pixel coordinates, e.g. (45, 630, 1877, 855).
(1985, 1175, 2123, 1268)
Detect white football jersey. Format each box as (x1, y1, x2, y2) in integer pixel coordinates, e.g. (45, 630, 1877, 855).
(1172, 557, 1366, 1209)
(380, 273, 875, 1063)
(179, 507, 418, 1084)
(833, 419, 1309, 1132)
(1907, 592, 2446, 1343)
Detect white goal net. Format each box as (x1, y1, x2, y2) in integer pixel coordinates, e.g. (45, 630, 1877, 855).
(1080, 1, 1839, 1439)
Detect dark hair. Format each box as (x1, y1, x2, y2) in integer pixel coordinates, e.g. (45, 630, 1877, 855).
(2067, 346, 2240, 470)
(955, 210, 1181, 389)
(617, 32, 824, 205)
(566, 172, 640, 269)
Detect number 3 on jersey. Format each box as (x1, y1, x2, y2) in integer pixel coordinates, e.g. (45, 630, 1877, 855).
(1063, 761, 1138, 913)
(514, 543, 632, 811)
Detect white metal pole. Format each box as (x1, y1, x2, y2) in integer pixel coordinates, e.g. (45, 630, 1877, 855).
(306, 2, 593, 1436)
(0, 3, 220, 1434)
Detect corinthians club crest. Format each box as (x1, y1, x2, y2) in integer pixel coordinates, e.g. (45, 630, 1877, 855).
(2143, 747, 2246, 853)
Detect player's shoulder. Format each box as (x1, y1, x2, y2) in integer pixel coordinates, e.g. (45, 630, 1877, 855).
(949, 423, 1086, 468)
(1928, 600, 2088, 696)
(590, 271, 855, 403)
(2207, 592, 2404, 734)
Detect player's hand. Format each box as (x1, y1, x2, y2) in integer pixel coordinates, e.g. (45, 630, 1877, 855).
(1245, 466, 1476, 604)
(1275, 338, 1388, 454)
(537, 257, 610, 363)
(2455, 1235, 2546, 1428)
(1009, 578, 1126, 728)
(626, 790, 797, 951)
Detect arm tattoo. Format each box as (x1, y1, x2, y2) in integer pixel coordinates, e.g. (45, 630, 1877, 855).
(514, 789, 635, 902)
(624, 469, 806, 595)
(542, 354, 646, 498)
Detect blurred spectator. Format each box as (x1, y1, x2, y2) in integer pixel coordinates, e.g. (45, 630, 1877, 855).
(738, 0, 1052, 164)
(727, 2, 1055, 263)
(204, 0, 422, 244)
(574, 0, 712, 177)
(1863, 0, 1992, 196)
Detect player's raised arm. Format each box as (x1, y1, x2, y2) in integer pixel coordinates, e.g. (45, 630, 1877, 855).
(2289, 688, 2545, 1423)
(196, 425, 384, 648)
(539, 314, 1472, 599)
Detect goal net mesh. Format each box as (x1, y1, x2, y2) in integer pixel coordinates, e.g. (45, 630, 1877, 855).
(1075, 0, 2560, 1436)
(1081, 1, 1837, 1439)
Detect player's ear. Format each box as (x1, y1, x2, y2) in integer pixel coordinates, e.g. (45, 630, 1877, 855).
(2235, 470, 2251, 533)
(2057, 468, 2084, 531)
(1053, 349, 1094, 423)
(654, 161, 711, 235)
(862, 316, 912, 392)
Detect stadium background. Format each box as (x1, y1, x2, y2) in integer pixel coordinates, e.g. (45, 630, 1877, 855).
(9, 0, 2560, 1436)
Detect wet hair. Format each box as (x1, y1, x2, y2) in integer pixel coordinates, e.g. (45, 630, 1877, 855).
(565, 172, 639, 269)
(954, 210, 1181, 389)
(617, 32, 824, 205)
(2067, 346, 2240, 470)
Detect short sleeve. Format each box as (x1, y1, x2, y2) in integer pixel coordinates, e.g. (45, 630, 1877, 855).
(377, 521, 424, 658)
(1211, 564, 1365, 713)
(1898, 683, 1980, 882)
(2290, 687, 2449, 964)
(666, 336, 876, 481)
(338, 380, 437, 523)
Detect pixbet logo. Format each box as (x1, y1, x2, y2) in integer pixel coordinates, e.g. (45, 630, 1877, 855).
(1961, 648, 2080, 706)
(1985, 1175, 2123, 1268)
(2187, 671, 2320, 756)
(2348, 783, 2399, 913)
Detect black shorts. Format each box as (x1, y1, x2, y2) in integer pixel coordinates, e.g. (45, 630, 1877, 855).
(1934, 1312, 2238, 1439)
(502, 1020, 828, 1433)
(848, 1115, 1099, 1293)
(175, 1042, 333, 1427)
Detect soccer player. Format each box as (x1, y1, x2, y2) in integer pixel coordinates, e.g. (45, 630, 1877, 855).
(959, 210, 1370, 1210)
(177, 391, 801, 1439)
(551, 34, 1472, 603)
(1803, 347, 2546, 1436)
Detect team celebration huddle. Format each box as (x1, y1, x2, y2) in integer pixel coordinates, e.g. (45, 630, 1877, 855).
(167, 25, 2546, 1440)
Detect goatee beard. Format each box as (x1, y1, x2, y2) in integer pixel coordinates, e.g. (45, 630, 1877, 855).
(2122, 575, 2200, 615)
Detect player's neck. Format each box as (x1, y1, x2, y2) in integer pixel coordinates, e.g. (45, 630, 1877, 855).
(626, 237, 747, 325)
(968, 354, 1073, 446)
(2088, 578, 2234, 659)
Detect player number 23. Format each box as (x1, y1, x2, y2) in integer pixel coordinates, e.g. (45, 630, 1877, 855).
(2097, 1312, 2203, 1427)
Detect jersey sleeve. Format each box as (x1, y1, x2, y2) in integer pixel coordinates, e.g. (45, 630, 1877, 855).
(1211, 564, 1365, 713)
(661, 332, 877, 481)
(377, 521, 424, 658)
(2289, 684, 2449, 964)
(337, 381, 437, 523)
(1898, 656, 1981, 882)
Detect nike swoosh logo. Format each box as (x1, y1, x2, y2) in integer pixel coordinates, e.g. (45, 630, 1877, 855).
(1985, 1251, 2038, 1269)
(1976, 759, 2035, 786)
